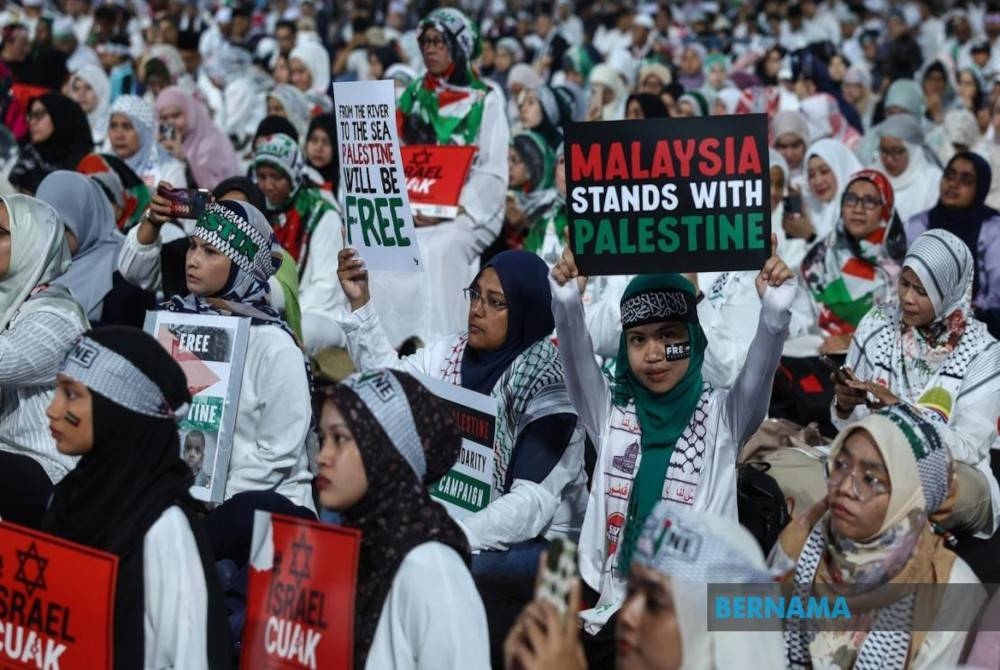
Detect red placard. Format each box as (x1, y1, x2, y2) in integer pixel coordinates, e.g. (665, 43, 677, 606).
(401, 145, 476, 207)
(242, 513, 361, 670)
(0, 522, 118, 670)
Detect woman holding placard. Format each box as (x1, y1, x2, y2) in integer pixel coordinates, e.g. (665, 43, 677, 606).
(316, 368, 490, 670)
(548, 236, 795, 660)
(43, 326, 230, 669)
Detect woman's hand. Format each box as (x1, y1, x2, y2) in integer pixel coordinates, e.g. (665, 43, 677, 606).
(503, 577, 586, 670)
(819, 334, 853, 354)
(137, 181, 176, 245)
(846, 378, 900, 409)
(551, 246, 587, 292)
(506, 198, 528, 230)
(414, 212, 445, 227)
(832, 366, 866, 417)
(337, 247, 370, 311)
(755, 233, 794, 298)
(160, 134, 185, 161)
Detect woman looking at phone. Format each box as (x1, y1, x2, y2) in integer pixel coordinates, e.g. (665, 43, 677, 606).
(833, 229, 1000, 538)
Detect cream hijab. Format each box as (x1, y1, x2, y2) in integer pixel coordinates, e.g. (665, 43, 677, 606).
(0, 194, 73, 331)
(633, 505, 787, 670)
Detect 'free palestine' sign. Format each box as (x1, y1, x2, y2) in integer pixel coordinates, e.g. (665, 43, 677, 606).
(565, 114, 771, 275)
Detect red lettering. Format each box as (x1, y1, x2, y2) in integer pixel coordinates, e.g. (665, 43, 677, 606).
(673, 140, 695, 177)
(571, 143, 603, 180)
(737, 137, 763, 174)
(629, 141, 648, 179)
(725, 136, 735, 173)
(698, 138, 722, 176)
(650, 141, 675, 179)
(605, 143, 628, 180)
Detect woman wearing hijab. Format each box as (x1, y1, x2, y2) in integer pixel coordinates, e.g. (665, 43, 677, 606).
(676, 91, 710, 118)
(303, 113, 338, 193)
(488, 131, 558, 260)
(585, 63, 628, 121)
(339, 247, 585, 662)
(504, 506, 786, 670)
(36, 170, 153, 327)
(250, 114, 299, 153)
(772, 110, 811, 192)
(266, 83, 311, 140)
(516, 84, 570, 150)
(626, 92, 670, 119)
(67, 64, 110, 145)
(906, 152, 1000, 332)
(42, 327, 230, 669)
(549, 238, 795, 648)
(119, 199, 316, 528)
(9, 93, 94, 194)
(859, 79, 948, 165)
(842, 65, 875, 131)
(506, 63, 543, 126)
(0, 194, 87, 527)
(798, 138, 863, 240)
(288, 39, 331, 102)
(798, 169, 905, 356)
(834, 229, 1000, 537)
(870, 115, 943, 223)
(154, 85, 240, 190)
(774, 405, 980, 669)
(317, 369, 490, 669)
(379, 7, 508, 348)
(107, 94, 187, 190)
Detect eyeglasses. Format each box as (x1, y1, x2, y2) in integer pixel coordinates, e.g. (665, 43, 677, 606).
(775, 139, 805, 151)
(878, 145, 908, 159)
(418, 35, 447, 50)
(824, 455, 891, 502)
(464, 286, 508, 312)
(943, 168, 976, 187)
(27, 108, 47, 122)
(842, 193, 883, 211)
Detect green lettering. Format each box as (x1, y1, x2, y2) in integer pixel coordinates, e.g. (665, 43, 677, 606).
(374, 198, 395, 247)
(719, 213, 743, 250)
(705, 214, 716, 251)
(573, 219, 595, 254)
(747, 212, 766, 249)
(594, 219, 617, 254)
(656, 217, 680, 252)
(681, 215, 702, 251)
(345, 195, 358, 245)
(618, 219, 636, 254)
(637, 217, 655, 253)
(388, 197, 411, 247)
(358, 198, 378, 246)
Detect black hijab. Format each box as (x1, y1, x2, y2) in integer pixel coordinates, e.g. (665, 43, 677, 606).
(331, 370, 467, 670)
(30, 92, 93, 167)
(927, 151, 997, 296)
(305, 113, 339, 187)
(41, 327, 229, 670)
(460, 250, 555, 394)
(626, 92, 670, 118)
(253, 114, 299, 144)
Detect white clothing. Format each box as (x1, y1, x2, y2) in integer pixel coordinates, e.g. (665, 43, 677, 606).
(368, 89, 509, 347)
(804, 138, 862, 240)
(117, 233, 315, 512)
(872, 149, 942, 225)
(338, 301, 587, 552)
(366, 542, 490, 670)
(294, 204, 350, 355)
(143, 506, 211, 670)
(552, 277, 795, 634)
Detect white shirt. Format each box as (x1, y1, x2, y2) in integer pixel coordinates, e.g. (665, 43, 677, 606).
(366, 542, 490, 670)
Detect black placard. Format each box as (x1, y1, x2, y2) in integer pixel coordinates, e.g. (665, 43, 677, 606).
(564, 114, 771, 275)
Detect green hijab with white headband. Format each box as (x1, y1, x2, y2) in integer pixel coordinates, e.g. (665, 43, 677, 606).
(614, 274, 709, 575)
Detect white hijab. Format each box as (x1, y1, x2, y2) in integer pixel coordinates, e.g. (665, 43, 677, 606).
(289, 40, 331, 97)
(0, 195, 73, 331)
(633, 505, 786, 670)
(804, 138, 862, 238)
(871, 114, 943, 223)
(71, 64, 110, 145)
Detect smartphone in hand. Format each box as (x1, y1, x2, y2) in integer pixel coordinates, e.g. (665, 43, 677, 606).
(819, 354, 851, 385)
(783, 193, 802, 214)
(157, 185, 210, 220)
(536, 538, 578, 616)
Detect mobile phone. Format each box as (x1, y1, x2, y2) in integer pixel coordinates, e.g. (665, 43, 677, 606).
(536, 538, 578, 616)
(158, 185, 210, 219)
(819, 355, 850, 384)
(783, 193, 802, 214)
(159, 122, 176, 142)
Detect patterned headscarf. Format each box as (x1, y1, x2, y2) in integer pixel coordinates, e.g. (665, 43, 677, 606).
(329, 369, 468, 670)
(418, 7, 482, 65)
(252, 132, 304, 197)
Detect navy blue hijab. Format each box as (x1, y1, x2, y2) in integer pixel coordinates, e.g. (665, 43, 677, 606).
(460, 250, 555, 394)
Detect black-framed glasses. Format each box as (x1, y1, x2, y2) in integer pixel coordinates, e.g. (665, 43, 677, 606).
(842, 193, 882, 212)
(418, 35, 447, 50)
(824, 455, 891, 502)
(463, 286, 508, 312)
(943, 168, 976, 187)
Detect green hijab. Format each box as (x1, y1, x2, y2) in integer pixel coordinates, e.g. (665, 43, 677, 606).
(613, 274, 708, 575)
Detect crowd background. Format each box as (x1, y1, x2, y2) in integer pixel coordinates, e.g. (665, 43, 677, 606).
(0, 0, 998, 669)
